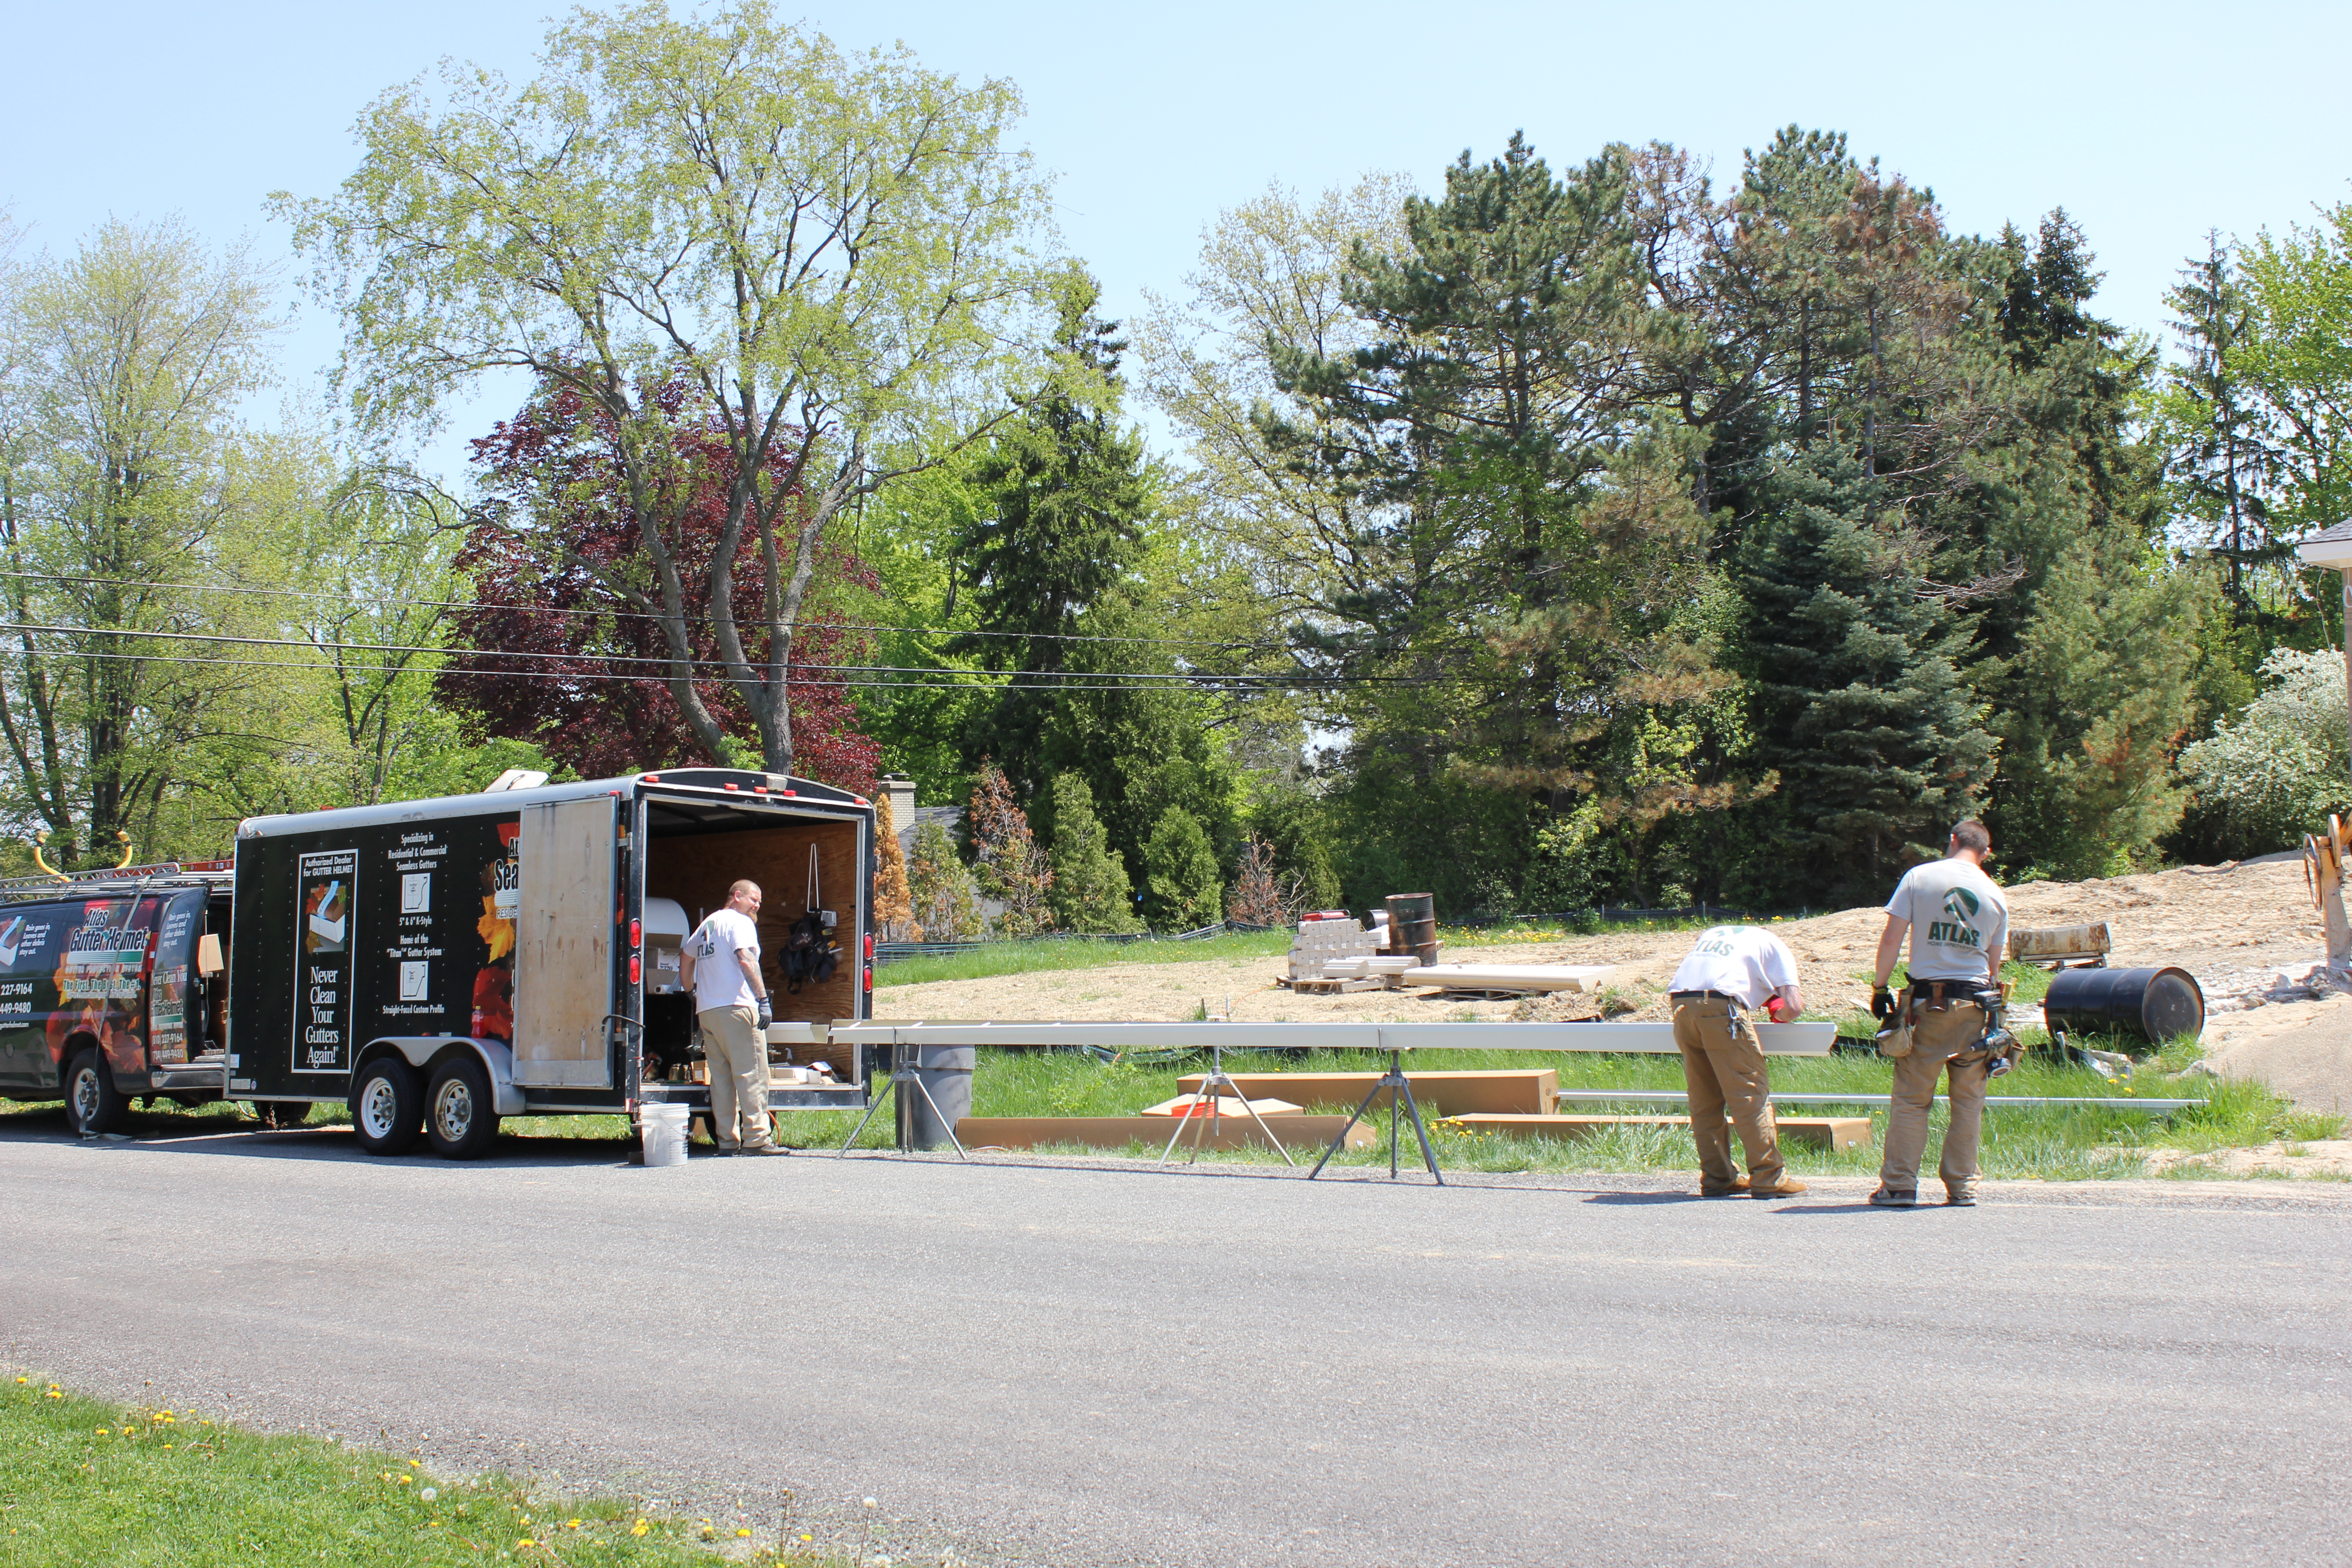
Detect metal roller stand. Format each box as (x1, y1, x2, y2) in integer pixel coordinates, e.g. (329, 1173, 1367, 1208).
(1156, 1039, 1296, 1168)
(837, 1041, 969, 1160)
(1307, 1045, 1443, 1185)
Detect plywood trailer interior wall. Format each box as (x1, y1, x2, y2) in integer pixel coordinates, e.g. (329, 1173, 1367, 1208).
(644, 816, 862, 1027)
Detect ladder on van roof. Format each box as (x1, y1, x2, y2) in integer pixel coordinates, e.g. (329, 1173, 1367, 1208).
(0, 861, 235, 905)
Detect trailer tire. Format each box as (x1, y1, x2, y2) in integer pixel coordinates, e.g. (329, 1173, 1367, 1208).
(350, 1058, 424, 1156)
(426, 1056, 499, 1161)
(64, 1048, 127, 1137)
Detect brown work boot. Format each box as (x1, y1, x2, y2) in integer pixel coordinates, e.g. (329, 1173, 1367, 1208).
(1699, 1175, 1751, 1197)
(1749, 1176, 1808, 1199)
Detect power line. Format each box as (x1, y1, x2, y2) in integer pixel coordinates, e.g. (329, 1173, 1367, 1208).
(0, 642, 1436, 694)
(0, 570, 1275, 651)
(0, 619, 1435, 688)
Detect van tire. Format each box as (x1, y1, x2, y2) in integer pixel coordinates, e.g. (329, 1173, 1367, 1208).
(350, 1059, 424, 1156)
(426, 1056, 499, 1161)
(64, 1048, 127, 1137)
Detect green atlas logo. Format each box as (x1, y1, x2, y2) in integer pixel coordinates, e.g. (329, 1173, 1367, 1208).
(1927, 884, 1984, 950)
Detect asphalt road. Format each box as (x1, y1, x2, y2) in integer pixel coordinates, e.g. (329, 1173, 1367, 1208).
(5, 1117, 2350, 1567)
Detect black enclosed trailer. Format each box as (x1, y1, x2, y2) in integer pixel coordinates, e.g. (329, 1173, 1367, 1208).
(227, 767, 877, 1158)
(0, 862, 237, 1134)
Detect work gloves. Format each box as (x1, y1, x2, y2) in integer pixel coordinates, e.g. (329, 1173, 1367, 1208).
(1871, 987, 1896, 1022)
(756, 996, 774, 1032)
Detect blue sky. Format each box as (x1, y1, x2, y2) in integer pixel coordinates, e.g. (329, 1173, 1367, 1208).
(8, 0, 2349, 486)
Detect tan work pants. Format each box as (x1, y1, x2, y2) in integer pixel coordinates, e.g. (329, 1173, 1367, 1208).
(1671, 997, 1784, 1189)
(1881, 995, 1990, 1198)
(697, 1004, 774, 1152)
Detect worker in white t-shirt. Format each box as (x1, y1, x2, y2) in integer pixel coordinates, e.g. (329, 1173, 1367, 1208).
(679, 879, 785, 1156)
(1868, 820, 2009, 1208)
(1665, 924, 1808, 1199)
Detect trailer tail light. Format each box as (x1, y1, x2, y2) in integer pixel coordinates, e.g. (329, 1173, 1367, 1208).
(642, 773, 661, 782)
(862, 964, 873, 991)
(629, 954, 642, 984)
(723, 782, 739, 791)
(863, 933, 874, 960)
(629, 919, 642, 949)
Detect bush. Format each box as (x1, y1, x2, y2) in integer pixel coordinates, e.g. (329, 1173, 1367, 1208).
(1045, 774, 1140, 932)
(2177, 646, 2352, 853)
(1142, 806, 1222, 929)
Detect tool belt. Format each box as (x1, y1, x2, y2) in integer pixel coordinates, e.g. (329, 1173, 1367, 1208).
(1879, 980, 2007, 1060)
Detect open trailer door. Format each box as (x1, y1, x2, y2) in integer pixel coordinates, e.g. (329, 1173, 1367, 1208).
(511, 795, 617, 1089)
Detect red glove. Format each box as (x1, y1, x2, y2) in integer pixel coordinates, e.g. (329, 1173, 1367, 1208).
(1764, 995, 1797, 1023)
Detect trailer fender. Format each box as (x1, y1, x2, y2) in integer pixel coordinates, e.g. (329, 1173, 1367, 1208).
(358, 1037, 529, 1117)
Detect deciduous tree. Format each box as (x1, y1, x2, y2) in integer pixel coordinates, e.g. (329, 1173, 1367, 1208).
(279, 1, 1051, 776)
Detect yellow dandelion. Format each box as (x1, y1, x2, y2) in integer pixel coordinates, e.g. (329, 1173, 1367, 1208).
(737, 1527, 754, 1537)
(631, 1519, 650, 1538)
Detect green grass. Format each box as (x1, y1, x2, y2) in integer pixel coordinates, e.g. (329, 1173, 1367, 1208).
(0, 1377, 874, 1565)
(924, 1028, 2329, 1180)
(873, 928, 1292, 987)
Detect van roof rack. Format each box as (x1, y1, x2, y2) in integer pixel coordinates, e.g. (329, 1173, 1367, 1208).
(0, 861, 235, 905)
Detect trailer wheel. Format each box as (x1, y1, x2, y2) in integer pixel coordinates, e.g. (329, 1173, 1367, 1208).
(426, 1057, 499, 1161)
(64, 1048, 127, 1137)
(350, 1058, 424, 1156)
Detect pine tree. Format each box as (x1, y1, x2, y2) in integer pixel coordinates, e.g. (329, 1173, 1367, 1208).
(2158, 235, 2282, 611)
(954, 267, 1152, 803)
(1142, 807, 1223, 931)
(1737, 449, 1995, 903)
(906, 820, 985, 941)
(873, 792, 916, 940)
(968, 761, 1054, 936)
(1044, 774, 1140, 933)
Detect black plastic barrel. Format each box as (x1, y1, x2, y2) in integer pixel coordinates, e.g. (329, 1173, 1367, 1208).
(2043, 965, 2205, 1043)
(1386, 892, 1438, 964)
(897, 1043, 975, 1151)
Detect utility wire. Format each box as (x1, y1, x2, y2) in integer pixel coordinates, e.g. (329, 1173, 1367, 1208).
(0, 570, 1274, 650)
(0, 642, 1431, 693)
(0, 619, 1430, 687)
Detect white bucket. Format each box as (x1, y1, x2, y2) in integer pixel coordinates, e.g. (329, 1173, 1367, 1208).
(640, 1103, 691, 1167)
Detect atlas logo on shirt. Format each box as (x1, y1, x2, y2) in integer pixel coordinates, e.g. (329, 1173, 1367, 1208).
(1928, 885, 1982, 948)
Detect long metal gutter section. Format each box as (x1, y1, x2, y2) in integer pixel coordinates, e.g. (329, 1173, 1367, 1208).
(1554, 1089, 2207, 1111)
(828, 1019, 1838, 1056)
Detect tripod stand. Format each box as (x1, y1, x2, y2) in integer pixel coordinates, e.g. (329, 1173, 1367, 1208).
(1307, 1046, 1443, 1184)
(837, 1041, 969, 1159)
(1156, 1039, 1296, 1167)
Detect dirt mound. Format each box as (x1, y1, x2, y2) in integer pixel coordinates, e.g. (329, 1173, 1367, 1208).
(877, 858, 2324, 1028)
(2200, 992, 2352, 1116)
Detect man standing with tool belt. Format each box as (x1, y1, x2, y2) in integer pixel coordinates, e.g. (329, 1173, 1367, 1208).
(1869, 821, 2009, 1208)
(681, 880, 788, 1156)
(1667, 925, 1808, 1199)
